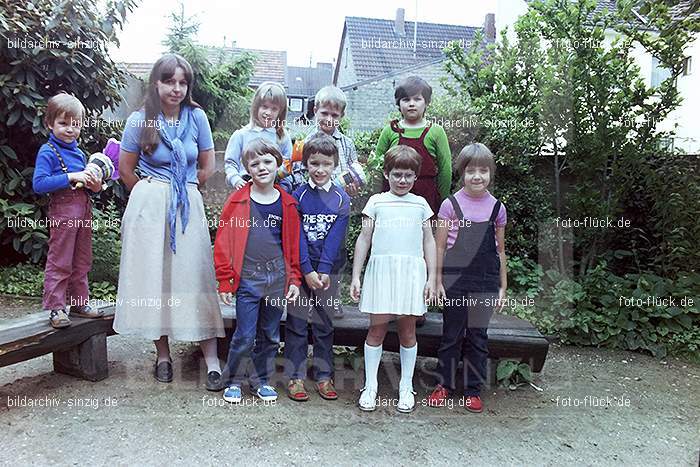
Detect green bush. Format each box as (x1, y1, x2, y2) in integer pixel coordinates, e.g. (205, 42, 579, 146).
(0, 0, 135, 263)
(0, 263, 45, 296)
(0, 262, 118, 302)
(90, 280, 117, 302)
(507, 256, 544, 298)
(507, 263, 700, 359)
(89, 201, 122, 284)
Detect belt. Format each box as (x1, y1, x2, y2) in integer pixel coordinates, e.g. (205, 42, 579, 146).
(246, 256, 286, 272)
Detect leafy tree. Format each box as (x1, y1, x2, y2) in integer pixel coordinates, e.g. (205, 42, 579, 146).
(0, 0, 135, 263)
(444, 0, 699, 279)
(162, 2, 254, 135)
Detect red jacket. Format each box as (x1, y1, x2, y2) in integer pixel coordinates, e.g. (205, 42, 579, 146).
(214, 183, 301, 294)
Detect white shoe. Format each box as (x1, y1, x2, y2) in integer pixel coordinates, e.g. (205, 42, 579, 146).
(397, 387, 416, 413)
(358, 386, 378, 411)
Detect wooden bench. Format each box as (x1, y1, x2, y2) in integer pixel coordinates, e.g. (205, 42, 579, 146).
(0, 306, 115, 382)
(0, 304, 548, 384)
(221, 305, 549, 376)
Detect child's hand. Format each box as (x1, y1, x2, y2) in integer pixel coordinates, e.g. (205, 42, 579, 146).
(232, 178, 247, 191)
(219, 292, 234, 305)
(424, 279, 437, 305)
(436, 282, 447, 306)
(495, 288, 506, 313)
(286, 284, 300, 302)
(318, 273, 331, 290)
(345, 182, 360, 197)
(68, 171, 91, 187)
(85, 174, 102, 192)
(350, 278, 361, 302)
(304, 272, 323, 290)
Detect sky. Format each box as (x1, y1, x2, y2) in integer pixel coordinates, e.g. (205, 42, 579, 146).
(110, 0, 497, 66)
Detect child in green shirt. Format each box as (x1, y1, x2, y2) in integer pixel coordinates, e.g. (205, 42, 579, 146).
(375, 76, 452, 215)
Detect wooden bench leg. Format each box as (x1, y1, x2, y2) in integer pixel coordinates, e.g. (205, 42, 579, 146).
(53, 333, 108, 382)
(485, 358, 499, 388)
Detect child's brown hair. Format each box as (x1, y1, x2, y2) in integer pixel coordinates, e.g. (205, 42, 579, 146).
(383, 145, 422, 175)
(241, 138, 283, 169)
(394, 76, 432, 107)
(454, 143, 497, 187)
(302, 133, 339, 166)
(44, 92, 85, 127)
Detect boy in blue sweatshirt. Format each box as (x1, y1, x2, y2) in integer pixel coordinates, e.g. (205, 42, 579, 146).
(285, 133, 350, 401)
(32, 93, 102, 328)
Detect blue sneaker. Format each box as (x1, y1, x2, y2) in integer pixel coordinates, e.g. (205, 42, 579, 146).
(256, 384, 278, 402)
(223, 385, 242, 404)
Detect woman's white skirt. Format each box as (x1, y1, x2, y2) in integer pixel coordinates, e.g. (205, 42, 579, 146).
(113, 178, 225, 341)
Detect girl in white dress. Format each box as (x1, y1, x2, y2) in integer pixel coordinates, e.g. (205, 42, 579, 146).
(350, 145, 437, 413)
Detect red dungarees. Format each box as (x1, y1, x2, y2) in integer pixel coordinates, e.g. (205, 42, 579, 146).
(382, 120, 440, 214)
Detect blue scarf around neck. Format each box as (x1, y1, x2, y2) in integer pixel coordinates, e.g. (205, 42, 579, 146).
(158, 106, 193, 253)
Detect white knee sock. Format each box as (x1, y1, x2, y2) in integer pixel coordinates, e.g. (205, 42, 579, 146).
(400, 344, 418, 391)
(364, 342, 383, 390)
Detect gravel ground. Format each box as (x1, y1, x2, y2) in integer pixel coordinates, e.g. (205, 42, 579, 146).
(1, 297, 699, 466)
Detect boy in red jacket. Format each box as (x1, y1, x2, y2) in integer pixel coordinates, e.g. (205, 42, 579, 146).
(214, 138, 301, 403)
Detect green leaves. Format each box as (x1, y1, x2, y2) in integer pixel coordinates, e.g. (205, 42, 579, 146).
(0, 0, 135, 263)
(497, 359, 534, 390)
(161, 3, 254, 133)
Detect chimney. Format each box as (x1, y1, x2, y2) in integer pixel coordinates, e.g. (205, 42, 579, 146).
(395, 8, 406, 37)
(484, 13, 496, 42)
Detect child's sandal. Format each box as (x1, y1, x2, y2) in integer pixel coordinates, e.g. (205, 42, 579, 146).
(287, 379, 309, 402)
(49, 309, 71, 329)
(69, 305, 104, 319)
(316, 379, 338, 400)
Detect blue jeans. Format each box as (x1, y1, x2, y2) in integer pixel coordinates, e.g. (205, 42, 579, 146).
(284, 277, 338, 381)
(223, 258, 286, 388)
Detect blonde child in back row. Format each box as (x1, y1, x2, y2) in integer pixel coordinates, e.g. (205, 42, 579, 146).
(350, 145, 437, 413)
(224, 81, 292, 191)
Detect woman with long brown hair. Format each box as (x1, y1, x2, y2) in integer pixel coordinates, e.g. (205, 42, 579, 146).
(114, 53, 224, 389)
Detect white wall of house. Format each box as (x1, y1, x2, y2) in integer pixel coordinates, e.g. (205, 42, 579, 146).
(341, 60, 451, 134)
(496, 0, 699, 153)
(335, 35, 360, 89)
(666, 38, 699, 153)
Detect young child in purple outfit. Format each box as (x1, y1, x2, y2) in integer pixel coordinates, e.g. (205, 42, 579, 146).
(32, 93, 103, 328)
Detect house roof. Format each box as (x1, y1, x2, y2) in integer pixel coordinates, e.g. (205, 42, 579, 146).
(121, 62, 153, 77)
(121, 48, 288, 87)
(207, 47, 287, 87)
(669, 0, 700, 20)
(341, 16, 482, 82)
(286, 63, 333, 96)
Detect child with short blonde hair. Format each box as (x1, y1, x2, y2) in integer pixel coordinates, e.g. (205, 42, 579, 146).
(296, 86, 360, 194)
(224, 82, 292, 191)
(33, 92, 103, 328)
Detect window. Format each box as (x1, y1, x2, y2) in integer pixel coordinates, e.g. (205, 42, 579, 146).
(682, 56, 693, 76)
(651, 56, 672, 87)
(288, 97, 303, 112)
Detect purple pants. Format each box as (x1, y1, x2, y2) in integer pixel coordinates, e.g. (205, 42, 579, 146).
(42, 189, 92, 310)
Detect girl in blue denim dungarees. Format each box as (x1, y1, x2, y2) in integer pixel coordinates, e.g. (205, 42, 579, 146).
(427, 143, 508, 413)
